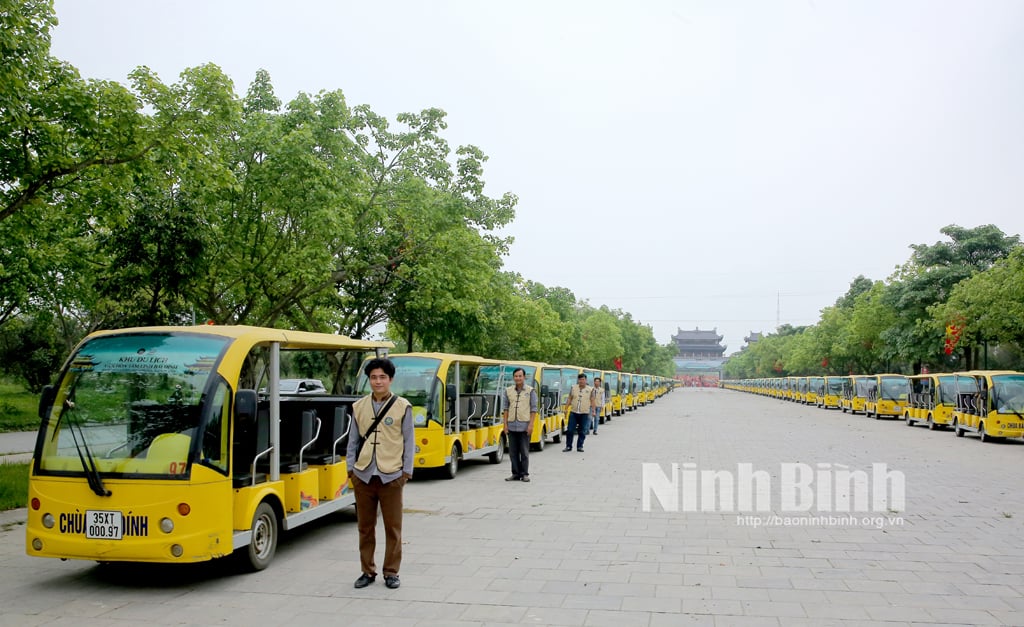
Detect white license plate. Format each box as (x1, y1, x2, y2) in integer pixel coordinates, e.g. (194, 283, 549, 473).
(86, 510, 123, 540)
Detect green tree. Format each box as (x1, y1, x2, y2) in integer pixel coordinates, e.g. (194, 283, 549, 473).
(930, 248, 1024, 366)
(884, 224, 1019, 371)
(578, 309, 624, 368)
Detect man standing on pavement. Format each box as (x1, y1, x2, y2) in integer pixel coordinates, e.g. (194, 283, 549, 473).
(591, 376, 604, 435)
(502, 367, 537, 482)
(563, 373, 593, 452)
(347, 357, 414, 590)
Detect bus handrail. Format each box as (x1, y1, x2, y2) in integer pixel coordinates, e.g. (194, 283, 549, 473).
(299, 415, 322, 469)
(251, 446, 273, 487)
(332, 407, 351, 461)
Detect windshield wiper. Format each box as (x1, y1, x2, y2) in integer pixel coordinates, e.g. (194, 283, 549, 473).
(63, 400, 111, 497)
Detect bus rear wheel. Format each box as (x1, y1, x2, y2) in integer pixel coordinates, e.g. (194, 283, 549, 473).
(489, 434, 506, 464)
(531, 429, 545, 452)
(954, 418, 965, 437)
(904, 412, 914, 426)
(242, 502, 278, 571)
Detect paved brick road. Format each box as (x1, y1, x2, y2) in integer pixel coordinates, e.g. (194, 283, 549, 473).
(1, 388, 1022, 625)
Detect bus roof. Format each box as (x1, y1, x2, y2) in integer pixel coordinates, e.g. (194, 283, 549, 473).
(83, 324, 393, 351)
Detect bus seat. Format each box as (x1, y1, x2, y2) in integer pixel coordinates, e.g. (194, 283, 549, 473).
(233, 406, 271, 488)
(281, 410, 315, 473)
(146, 433, 191, 462)
(309, 406, 349, 465)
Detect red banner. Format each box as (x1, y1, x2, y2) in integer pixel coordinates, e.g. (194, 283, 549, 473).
(944, 317, 965, 355)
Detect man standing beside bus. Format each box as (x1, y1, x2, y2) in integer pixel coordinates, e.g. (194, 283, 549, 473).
(347, 357, 414, 590)
(502, 367, 537, 482)
(563, 373, 593, 452)
(591, 376, 604, 435)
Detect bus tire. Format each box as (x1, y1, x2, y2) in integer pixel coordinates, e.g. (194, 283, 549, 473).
(979, 423, 998, 443)
(531, 429, 545, 452)
(927, 415, 937, 430)
(242, 502, 278, 572)
(489, 434, 506, 464)
(552, 426, 561, 444)
(904, 412, 914, 426)
(954, 418, 965, 437)
(444, 444, 460, 479)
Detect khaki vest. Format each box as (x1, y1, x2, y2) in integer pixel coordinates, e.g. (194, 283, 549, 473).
(567, 385, 593, 414)
(353, 394, 411, 474)
(506, 384, 534, 424)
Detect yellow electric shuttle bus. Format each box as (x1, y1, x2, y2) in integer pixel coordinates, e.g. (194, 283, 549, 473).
(951, 371, 1024, 442)
(539, 365, 572, 441)
(631, 374, 644, 408)
(622, 374, 636, 411)
(642, 374, 654, 405)
(26, 325, 391, 571)
(842, 376, 873, 414)
(865, 374, 910, 419)
(806, 376, 823, 406)
(603, 371, 624, 416)
(904, 373, 960, 430)
(821, 376, 845, 409)
(357, 352, 509, 479)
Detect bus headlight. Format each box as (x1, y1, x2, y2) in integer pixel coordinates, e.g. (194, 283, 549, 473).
(42, 513, 55, 529)
(160, 518, 174, 533)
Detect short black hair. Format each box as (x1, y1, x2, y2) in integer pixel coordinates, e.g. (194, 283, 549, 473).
(364, 357, 396, 379)
(512, 367, 526, 377)
(595, 377, 602, 383)
(577, 373, 587, 380)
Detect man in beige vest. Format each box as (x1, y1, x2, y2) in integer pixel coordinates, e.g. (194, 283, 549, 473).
(347, 357, 413, 590)
(563, 373, 593, 452)
(502, 367, 537, 482)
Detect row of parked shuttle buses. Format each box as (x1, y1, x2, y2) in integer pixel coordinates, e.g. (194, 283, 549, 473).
(721, 371, 1024, 442)
(24, 325, 672, 571)
(370, 354, 671, 480)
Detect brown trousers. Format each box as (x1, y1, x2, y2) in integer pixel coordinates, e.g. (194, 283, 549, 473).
(352, 475, 405, 577)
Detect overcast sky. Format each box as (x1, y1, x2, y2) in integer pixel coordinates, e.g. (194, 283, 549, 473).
(50, 1, 1024, 354)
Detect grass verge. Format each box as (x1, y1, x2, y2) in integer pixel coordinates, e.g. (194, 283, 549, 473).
(0, 378, 39, 433)
(0, 462, 30, 511)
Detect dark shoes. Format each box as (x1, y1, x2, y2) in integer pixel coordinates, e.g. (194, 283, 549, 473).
(354, 573, 375, 588)
(521, 476, 531, 482)
(577, 448, 584, 452)
(385, 575, 400, 589)
(505, 475, 520, 481)
(562, 447, 571, 452)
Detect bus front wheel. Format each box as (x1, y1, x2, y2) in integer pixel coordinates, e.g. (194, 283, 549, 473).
(954, 418, 965, 437)
(444, 444, 460, 479)
(243, 502, 278, 571)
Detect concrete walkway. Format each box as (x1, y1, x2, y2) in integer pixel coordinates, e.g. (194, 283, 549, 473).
(2, 388, 1023, 625)
(0, 430, 34, 464)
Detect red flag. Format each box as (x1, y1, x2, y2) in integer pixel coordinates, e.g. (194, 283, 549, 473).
(614, 356, 623, 371)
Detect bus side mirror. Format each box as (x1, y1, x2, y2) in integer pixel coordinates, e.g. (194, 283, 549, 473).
(39, 385, 56, 420)
(235, 389, 258, 426)
(541, 385, 549, 396)
(446, 384, 457, 402)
